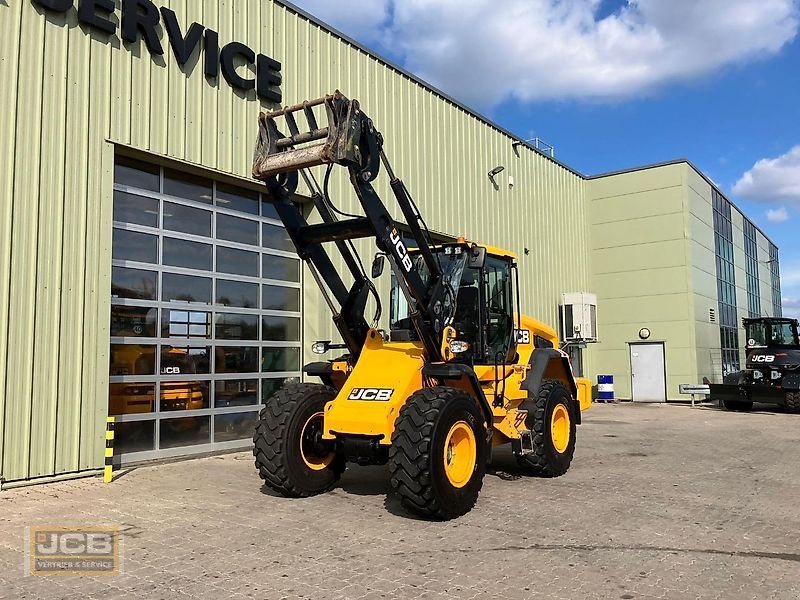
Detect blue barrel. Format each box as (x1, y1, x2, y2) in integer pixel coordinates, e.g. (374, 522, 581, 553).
(597, 375, 615, 403)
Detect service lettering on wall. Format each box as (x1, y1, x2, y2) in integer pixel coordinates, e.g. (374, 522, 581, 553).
(32, 0, 282, 103)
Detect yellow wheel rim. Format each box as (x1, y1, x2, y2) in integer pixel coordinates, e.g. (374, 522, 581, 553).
(443, 421, 477, 488)
(300, 412, 334, 471)
(550, 403, 571, 454)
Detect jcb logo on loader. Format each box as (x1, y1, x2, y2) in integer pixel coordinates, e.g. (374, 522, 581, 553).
(752, 355, 776, 363)
(348, 388, 394, 401)
(389, 229, 414, 273)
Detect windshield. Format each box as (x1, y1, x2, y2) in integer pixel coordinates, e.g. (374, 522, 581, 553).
(770, 322, 798, 346)
(746, 321, 799, 347)
(390, 250, 466, 330)
(745, 322, 768, 348)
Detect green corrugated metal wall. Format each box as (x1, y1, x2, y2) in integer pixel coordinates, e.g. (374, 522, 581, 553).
(0, 0, 591, 484)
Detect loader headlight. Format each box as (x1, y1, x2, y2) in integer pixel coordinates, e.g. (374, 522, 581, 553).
(312, 341, 330, 355)
(449, 340, 470, 354)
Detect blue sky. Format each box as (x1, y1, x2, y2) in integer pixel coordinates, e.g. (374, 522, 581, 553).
(290, 0, 800, 317)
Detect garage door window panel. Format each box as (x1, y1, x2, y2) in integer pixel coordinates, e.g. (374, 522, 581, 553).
(218, 214, 259, 246)
(163, 238, 213, 271)
(262, 348, 300, 373)
(111, 305, 158, 338)
(162, 273, 213, 305)
(263, 285, 300, 312)
(216, 346, 260, 374)
(263, 254, 300, 282)
(113, 228, 158, 264)
(112, 267, 158, 300)
(215, 380, 259, 408)
(217, 247, 259, 277)
(216, 313, 259, 340)
(164, 202, 212, 237)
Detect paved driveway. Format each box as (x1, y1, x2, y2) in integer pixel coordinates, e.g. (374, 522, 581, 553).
(1, 403, 799, 599)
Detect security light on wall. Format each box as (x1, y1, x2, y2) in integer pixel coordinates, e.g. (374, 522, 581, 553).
(488, 166, 505, 180)
(487, 166, 505, 191)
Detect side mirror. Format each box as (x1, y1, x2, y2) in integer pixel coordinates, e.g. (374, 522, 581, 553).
(468, 246, 486, 269)
(371, 254, 386, 278)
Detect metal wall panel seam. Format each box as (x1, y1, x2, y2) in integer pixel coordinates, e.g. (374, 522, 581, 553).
(216, 0, 234, 174)
(6, 4, 46, 481)
(130, 16, 153, 152)
(78, 35, 111, 471)
(183, 1, 203, 165)
(200, 0, 219, 169)
(109, 11, 132, 145)
(246, 0, 265, 175)
(55, 18, 91, 476)
(232, 0, 253, 177)
(152, 1, 173, 158)
(0, 0, 24, 480)
(30, 15, 69, 478)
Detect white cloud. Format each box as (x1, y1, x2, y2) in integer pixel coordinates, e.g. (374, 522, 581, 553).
(289, 0, 391, 44)
(767, 206, 790, 223)
(291, 0, 799, 106)
(733, 146, 800, 203)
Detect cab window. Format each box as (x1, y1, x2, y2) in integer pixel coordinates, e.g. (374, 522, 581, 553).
(484, 257, 514, 362)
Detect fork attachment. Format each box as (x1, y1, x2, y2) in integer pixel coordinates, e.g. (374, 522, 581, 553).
(252, 90, 380, 182)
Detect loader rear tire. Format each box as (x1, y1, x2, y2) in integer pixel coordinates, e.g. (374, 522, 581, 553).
(786, 392, 800, 414)
(253, 383, 344, 497)
(723, 399, 753, 411)
(516, 379, 576, 477)
(389, 387, 487, 520)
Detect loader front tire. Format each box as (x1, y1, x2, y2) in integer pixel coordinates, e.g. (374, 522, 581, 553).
(389, 387, 487, 520)
(786, 392, 800, 414)
(516, 379, 576, 477)
(253, 383, 344, 497)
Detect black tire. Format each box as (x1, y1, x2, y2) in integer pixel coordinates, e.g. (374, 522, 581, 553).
(253, 383, 344, 497)
(389, 387, 487, 520)
(723, 399, 754, 411)
(786, 392, 800, 414)
(516, 380, 577, 477)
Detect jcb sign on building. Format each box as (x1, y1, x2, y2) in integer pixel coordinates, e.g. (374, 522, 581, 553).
(27, 527, 121, 576)
(31, 0, 283, 102)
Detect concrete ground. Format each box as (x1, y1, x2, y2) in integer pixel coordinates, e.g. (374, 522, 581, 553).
(1, 402, 799, 600)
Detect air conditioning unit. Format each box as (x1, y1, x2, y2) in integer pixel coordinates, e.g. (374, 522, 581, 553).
(560, 292, 598, 342)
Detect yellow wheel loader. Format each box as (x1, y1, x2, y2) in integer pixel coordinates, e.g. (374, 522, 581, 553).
(251, 91, 587, 519)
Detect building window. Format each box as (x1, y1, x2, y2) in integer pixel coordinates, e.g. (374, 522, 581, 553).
(712, 190, 740, 377)
(109, 156, 302, 459)
(770, 243, 782, 317)
(743, 220, 761, 318)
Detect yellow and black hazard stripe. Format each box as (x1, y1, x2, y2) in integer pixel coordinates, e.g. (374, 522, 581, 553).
(104, 417, 115, 483)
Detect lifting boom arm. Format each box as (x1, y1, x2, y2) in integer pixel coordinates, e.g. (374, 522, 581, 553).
(252, 91, 448, 361)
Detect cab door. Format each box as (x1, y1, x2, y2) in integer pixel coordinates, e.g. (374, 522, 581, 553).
(482, 257, 516, 365)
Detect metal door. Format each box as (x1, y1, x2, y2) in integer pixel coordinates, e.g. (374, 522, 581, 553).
(629, 343, 666, 402)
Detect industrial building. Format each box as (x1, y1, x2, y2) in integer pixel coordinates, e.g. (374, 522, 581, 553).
(0, 0, 782, 486)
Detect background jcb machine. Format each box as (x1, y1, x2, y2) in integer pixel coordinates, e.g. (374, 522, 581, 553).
(711, 317, 800, 413)
(251, 91, 589, 519)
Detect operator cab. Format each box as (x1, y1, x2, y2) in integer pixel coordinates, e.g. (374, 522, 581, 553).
(390, 240, 517, 365)
(744, 318, 800, 349)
